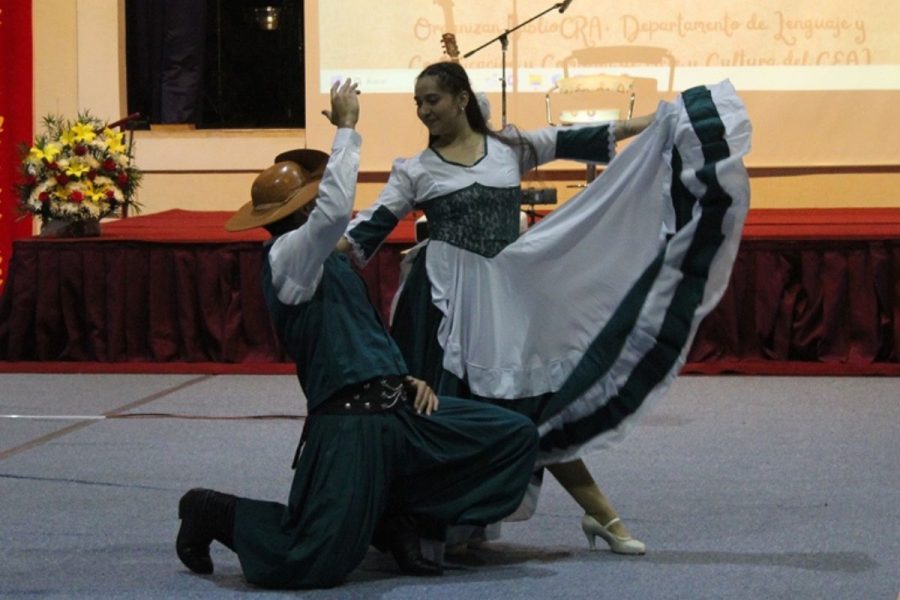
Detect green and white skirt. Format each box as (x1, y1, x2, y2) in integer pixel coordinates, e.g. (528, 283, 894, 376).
(392, 80, 752, 468)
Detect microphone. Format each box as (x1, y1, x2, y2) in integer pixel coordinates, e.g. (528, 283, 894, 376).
(106, 113, 142, 130)
(558, 0, 574, 13)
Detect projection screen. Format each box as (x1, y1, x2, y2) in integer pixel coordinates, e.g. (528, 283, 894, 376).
(313, 0, 900, 168)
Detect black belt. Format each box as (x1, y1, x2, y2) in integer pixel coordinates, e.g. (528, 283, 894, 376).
(316, 375, 409, 414)
(292, 376, 409, 468)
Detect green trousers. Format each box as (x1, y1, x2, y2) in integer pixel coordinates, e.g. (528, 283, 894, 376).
(231, 397, 538, 589)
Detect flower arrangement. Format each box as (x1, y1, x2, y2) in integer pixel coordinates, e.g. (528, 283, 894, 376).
(17, 113, 141, 225)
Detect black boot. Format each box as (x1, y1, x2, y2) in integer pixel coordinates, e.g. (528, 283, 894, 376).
(385, 515, 443, 576)
(176, 488, 237, 574)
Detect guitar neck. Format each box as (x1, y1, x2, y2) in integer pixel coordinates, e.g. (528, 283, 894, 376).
(435, 0, 456, 33)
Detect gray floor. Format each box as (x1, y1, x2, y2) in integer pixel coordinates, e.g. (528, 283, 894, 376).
(1, 374, 898, 599)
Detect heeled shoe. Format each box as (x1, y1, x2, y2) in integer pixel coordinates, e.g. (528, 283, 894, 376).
(581, 514, 646, 555)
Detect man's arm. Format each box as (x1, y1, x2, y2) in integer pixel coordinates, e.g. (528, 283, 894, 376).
(269, 79, 361, 305)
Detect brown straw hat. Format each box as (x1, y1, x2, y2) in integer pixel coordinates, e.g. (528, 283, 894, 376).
(225, 148, 330, 232)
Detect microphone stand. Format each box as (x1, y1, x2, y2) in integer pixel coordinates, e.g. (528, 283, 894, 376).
(463, 2, 567, 128)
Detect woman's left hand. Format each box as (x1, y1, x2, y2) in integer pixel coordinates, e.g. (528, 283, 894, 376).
(405, 376, 439, 416)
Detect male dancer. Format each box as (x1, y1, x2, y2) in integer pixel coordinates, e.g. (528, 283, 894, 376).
(174, 79, 538, 590)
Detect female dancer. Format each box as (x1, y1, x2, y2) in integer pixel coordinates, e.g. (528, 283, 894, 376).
(338, 61, 751, 554)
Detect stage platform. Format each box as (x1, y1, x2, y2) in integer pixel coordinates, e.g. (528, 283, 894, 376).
(3, 373, 898, 598)
(1, 208, 898, 375)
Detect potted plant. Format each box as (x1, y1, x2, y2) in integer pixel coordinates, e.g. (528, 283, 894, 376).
(17, 113, 141, 237)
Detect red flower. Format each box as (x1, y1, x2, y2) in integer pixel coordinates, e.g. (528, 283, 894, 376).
(105, 189, 115, 198)
(24, 175, 37, 186)
(70, 191, 84, 203)
(57, 174, 69, 185)
(74, 145, 87, 156)
(39, 192, 51, 202)
(117, 172, 130, 186)
(102, 158, 116, 171)
(47, 161, 59, 171)
(87, 171, 97, 181)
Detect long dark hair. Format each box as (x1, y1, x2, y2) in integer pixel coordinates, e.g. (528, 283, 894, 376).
(416, 62, 538, 173)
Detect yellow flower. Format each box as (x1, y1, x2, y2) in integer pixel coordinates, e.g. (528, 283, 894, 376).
(60, 128, 78, 147)
(28, 142, 62, 163)
(65, 161, 91, 178)
(47, 143, 64, 161)
(103, 128, 127, 153)
(85, 182, 105, 203)
(70, 121, 97, 143)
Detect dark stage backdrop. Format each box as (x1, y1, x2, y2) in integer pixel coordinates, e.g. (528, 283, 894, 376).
(125, 0, 305, 128)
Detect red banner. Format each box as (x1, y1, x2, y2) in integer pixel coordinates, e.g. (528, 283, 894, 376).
(0, 1, 34, 294)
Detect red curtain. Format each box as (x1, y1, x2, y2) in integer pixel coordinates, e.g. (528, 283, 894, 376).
(687, 240, 900, 366)
(2, 235, 898, 372)
(1, 209, 898, 374)
(0, 1, 34, 295)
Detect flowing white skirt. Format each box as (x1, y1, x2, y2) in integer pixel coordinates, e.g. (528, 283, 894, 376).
(419, 80, 751, 466)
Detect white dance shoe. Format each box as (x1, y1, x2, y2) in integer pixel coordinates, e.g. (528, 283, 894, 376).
(581, 514, 646, 555)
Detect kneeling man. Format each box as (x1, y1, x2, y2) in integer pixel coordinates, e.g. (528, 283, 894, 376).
(174, 79, 538, 590)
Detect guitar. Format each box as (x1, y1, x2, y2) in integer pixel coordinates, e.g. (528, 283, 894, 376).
(441, 33, 460, 62)
(434, 0, 459, 62)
